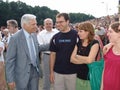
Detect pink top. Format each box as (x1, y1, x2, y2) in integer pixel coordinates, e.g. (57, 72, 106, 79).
(103, 47, 120, 90)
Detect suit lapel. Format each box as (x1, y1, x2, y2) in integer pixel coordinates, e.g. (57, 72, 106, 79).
(20, 30, 31, 59)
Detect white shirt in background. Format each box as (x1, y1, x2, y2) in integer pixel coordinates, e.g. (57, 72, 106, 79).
(37, 28, 59, 53)
(0, 41, 4, 62)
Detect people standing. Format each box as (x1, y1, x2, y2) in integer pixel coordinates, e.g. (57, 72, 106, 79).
(6, 19, 19, 44)
(37, 18, 59, 90)
(49, 13, 78, 90)
(0, 36, 7, 90)
(4, 19, 19, 59)
(70, 22, 99, 90)
(5, 14, 49, 90)
(101, 22, 120, 90)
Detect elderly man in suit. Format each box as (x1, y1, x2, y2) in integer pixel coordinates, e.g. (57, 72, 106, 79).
(5, 14, 49, 90)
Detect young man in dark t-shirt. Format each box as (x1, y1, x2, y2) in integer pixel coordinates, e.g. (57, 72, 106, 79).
(49, 13, 78, 90)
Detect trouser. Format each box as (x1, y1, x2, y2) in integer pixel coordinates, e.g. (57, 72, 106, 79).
(76, 78, 91, 90)
(16, 65, 39, 90)
(53, 72, 76, 90)
(41, 53, 51, 90)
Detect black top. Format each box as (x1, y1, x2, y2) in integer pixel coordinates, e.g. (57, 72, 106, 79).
(49, 30, 79, 74)
(76, 39, 99, 80)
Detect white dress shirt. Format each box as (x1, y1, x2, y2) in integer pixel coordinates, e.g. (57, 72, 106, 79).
(37, 28, 59, 53)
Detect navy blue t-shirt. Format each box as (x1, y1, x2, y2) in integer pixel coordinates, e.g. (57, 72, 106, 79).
(49, 30, 79, 74)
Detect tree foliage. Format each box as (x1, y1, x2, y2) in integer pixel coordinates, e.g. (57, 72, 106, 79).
(69, 13, 95, 23)
(0, 0, 95, 27)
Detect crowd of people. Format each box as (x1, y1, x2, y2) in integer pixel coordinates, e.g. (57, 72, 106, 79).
(0, 12, 120, 90)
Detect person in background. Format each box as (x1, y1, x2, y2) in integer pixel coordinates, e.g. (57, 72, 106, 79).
(37, 18, 59, 90)
(5, 14, 49, 90)
(5, 19, 19, 58)
(101, 22, 120, 90)
(95, 26, 106, 45)
(94, 34, 103, 60)
(70, 22, 99, 90)
(6, 19, 19, 44)
(0, 34, 7, 90)
(1, 28, 9, 59)
(38, 25, 44, 32)
(49, 13, 78, 90)
(0, 26, 6, 38)
(74, 23, 79, 32)
(2, 29, 9, 43)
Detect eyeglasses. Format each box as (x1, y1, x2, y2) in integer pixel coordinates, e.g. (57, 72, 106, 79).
(56, 21, 66, 24)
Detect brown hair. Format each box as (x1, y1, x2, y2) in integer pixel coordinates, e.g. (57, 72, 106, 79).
(56, 13, 70, 21)
(7, 19, 18, 28)
(78, 22, 95, 43)
(110, 22, 120, 33)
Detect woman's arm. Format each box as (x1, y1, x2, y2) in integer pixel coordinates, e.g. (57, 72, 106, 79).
(70, 45, 79, 64)
(70, 43, 99, 64)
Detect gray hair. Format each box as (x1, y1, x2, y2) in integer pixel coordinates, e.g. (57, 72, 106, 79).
(21, 14, 36, 28)
(44, 18, 53, 24)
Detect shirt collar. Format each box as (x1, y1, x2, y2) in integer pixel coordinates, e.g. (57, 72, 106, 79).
(23, 29, 30, 39)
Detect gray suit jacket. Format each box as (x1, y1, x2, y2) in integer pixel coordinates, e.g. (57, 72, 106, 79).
(5, 29, 49, 88)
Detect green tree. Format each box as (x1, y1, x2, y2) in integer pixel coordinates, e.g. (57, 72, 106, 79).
(0, 1, 10, 26)
(33, 6, 59, 25)
(0, 0, 95, 27)
(69, 13, 95, 23)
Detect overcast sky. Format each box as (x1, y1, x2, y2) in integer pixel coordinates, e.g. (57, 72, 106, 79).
(4, 0, 119, 18)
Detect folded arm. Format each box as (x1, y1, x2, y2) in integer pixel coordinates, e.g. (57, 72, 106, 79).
(70, 43, 99, 64)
